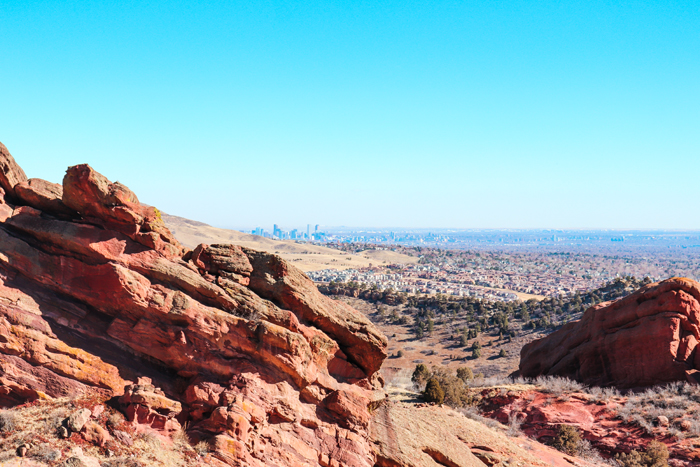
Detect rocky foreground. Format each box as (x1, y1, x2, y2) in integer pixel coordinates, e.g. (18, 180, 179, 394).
(0, 142, 597, 467)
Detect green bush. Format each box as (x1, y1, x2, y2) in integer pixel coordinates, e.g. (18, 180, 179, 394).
(460, 333, 469, 347)
(645, 441, 669, 466)
(456, 367, 473, 382)
(472, 341, 482, 359)
(430, 367, 473, 407)
(412, 364, 430, 387)
(615, 440, 669, 467)
(551, 424, 581, 456)
(423, 378, 445, 404)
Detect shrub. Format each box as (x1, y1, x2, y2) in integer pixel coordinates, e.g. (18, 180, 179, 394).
(429, 367, 473, 407)
(645, 441, 669, 467)
(458, 407, 500, 429)
(412, 364, 430, 387)
(423, 378, 445, 404)
(0, 411, 17, 433)
(551, 424, 581, 456)
(193, 441, 209, 456)
(396, 350, 404, 358)
(472, 342, 482, 359)
(498, 349, 507, 358)
(614, 440, 668, 467)
(536, 376, 584, 396)
(29, 444, 60, 463)
(456, 367, 473, 383)
(506, 413, 522, 437)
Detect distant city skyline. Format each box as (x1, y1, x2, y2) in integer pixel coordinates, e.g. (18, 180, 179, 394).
(2, 0, 698, 229)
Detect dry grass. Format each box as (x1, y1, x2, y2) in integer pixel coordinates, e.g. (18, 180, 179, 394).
(0, 395, 202, 466)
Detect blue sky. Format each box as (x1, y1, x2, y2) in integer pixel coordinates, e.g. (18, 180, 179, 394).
(1, 0, 698, 229)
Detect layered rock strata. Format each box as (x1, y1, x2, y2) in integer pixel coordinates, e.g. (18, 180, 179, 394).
(520, 278, 700, 388)
(0, 143, 388, 466)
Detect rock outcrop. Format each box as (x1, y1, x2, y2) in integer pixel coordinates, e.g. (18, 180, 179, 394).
(520, 278, 700, 388)
(0, 141, 596, 467)
(370, 400, 598, 467)
(0, 142, 388, 466)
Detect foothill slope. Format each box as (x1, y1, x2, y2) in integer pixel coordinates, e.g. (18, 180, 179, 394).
(162, 213, 418, 272)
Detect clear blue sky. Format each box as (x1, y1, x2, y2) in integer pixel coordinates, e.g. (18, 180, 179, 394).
(1, 0, 698, 230)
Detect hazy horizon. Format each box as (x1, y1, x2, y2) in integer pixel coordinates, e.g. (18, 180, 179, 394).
(2, 1, 698, 229)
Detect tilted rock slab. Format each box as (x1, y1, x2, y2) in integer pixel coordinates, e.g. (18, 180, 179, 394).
(0, 142, 389, 466)
(370, 400, 594, 467)
(520, 277, 700, 388)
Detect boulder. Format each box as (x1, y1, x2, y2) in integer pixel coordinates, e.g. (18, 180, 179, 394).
(67, 408, 92, 432)
(62, 163, 184, 258)
(520, 277, 700, 388)
(81, 421, 111, 447)
(14, 178, 74, 216)
(119, 377, 182, 432)
(0, 142, 27, 197)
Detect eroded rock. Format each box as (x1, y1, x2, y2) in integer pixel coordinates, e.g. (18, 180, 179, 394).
(520, 277, 700, 388)
(0, 141, 388, 467)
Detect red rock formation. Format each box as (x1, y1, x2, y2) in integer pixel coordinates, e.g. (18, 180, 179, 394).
(370, 400, 597, 467)
(0, 142, 387, 466)
(0, 141, 585, 467)
(0, 142, 27, 198)
(520, 278, 700, 388)
(478, 387, 700, 465)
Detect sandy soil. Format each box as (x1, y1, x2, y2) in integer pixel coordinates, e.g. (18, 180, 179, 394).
(162, 213, 418, 272)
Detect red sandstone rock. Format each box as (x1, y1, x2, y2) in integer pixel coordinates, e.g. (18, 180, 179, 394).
(324, 389, 370, 430)
(14, 178, 74, 216)
(81, 421, 111, 447)
(0, 142, 391, 466)
(0, 141, 544, 467)
(476, 387, 700, 464)
(241, 247, 387, 376)
(520, 278, 700, 388)
(62, 164, 184, 258)
(0, 142, 27, 197)
(120, 378, 182, 433)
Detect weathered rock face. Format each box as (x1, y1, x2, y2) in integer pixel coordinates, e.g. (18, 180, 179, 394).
(370, 400, 596, 467)
(0, 142, 389, 466)
(520, 278, 700, 388)
(0, 142, 27, 198)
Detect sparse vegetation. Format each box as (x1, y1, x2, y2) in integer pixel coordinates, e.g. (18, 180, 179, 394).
(614, 440, 669, 467)
(0, 396, 204, 466)
(0, 411, 17, 433)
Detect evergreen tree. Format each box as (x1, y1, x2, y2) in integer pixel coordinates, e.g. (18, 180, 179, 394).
(423, 378, 445, 404)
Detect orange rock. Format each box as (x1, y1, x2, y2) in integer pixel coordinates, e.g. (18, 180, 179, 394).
(0, 142, 28, 198)
(0, 142, 388, 467)
(14, 178, 74, 216)
(520, 278, 700, 388)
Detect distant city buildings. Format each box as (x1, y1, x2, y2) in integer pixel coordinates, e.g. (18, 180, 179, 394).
(248, 223, 326, 241)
